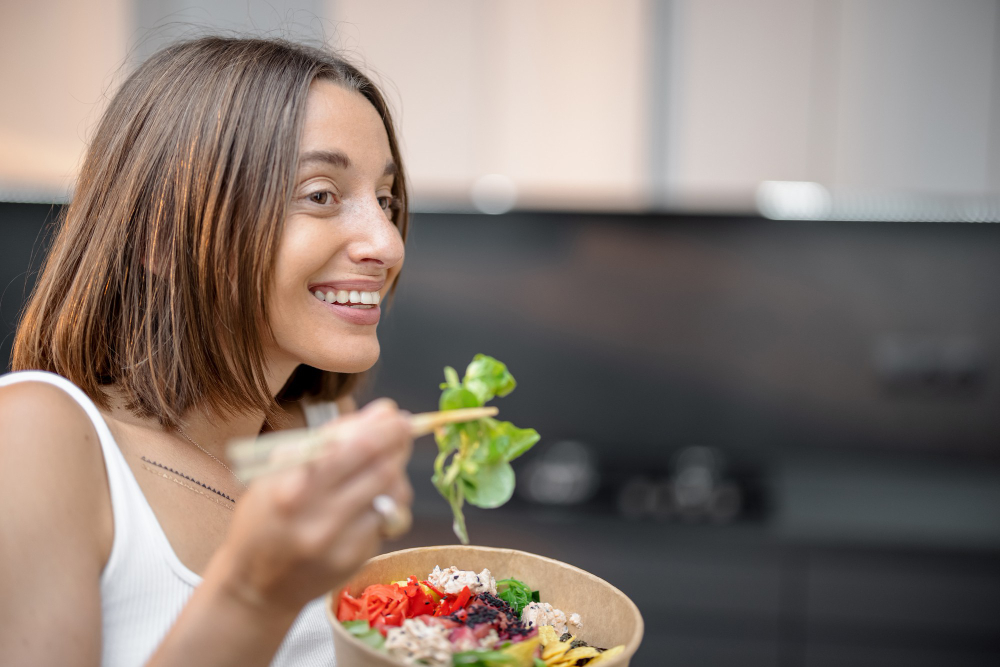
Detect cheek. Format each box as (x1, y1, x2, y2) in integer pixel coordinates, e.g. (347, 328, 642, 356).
(267, 221, 330, 332)
(276, 219, 330, 281)
(264, 217, 383, 373)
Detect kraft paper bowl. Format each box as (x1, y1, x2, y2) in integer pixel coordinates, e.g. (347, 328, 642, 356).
(326, 545, 644, 667)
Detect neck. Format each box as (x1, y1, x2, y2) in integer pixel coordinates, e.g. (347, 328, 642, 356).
(175, 353, 300, 457)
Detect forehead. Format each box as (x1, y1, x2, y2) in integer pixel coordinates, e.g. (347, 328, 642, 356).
(298, 80, 393, 172)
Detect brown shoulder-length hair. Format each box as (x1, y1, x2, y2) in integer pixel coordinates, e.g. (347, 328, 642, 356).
(11, 36, 409, 427)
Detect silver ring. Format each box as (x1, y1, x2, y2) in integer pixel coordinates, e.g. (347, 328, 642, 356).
(373, 494, 411, 539)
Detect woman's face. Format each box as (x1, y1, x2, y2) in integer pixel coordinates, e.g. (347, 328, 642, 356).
(267, 80, 405, 377)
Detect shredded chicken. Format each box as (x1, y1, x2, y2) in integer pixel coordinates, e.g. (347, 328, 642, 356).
(384, 618, 452, 667)
(521, 601, 567, 634)
(426, 565, 497, 596)
(521, 602, 584, 635)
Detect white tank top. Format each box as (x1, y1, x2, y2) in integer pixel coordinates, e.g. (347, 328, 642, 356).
(0, 371, 338, 667)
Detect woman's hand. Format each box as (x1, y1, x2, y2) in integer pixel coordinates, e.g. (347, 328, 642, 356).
(149, 398, 413, 667)
(212, 397, 413, 617)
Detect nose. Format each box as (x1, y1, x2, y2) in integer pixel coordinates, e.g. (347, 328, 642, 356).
(347, 196, 405, 270)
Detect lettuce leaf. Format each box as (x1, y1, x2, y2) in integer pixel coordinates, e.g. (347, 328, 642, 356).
(432, 355, 540, 544)
(341, 620, 385, 650)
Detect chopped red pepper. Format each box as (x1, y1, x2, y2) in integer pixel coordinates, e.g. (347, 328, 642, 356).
(338, 578, 479, 628)
(420, 579, 444, 600)
(336, 588, 363, 622)
(401, 576, 436, 616)
(434, 585, 473, 616)
(453, 585, 472, 610)
(335, 584, 411, 627)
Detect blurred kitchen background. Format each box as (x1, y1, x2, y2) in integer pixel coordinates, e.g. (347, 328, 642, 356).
(3, 1, 1000, 665)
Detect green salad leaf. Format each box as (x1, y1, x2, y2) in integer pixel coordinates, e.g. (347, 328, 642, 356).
(495, 578, 539, 615)
(341, 620, 385, 650)
(452, 649, 517, 666)
(432, 355, 540, 544)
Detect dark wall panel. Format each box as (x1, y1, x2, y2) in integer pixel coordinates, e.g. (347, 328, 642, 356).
(370, 212, 1000, 460)
(0, 203, 57, 369)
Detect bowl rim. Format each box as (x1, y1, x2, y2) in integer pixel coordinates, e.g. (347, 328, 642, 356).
(327, 544, 645, 663)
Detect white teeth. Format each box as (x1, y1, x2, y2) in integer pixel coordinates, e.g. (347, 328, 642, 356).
(313, 288, 381, 306)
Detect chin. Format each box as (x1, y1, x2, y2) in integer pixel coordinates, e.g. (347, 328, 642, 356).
(311, 340, 381, 374)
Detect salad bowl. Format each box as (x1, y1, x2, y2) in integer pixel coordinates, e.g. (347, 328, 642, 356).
(326, 545, 644, 667)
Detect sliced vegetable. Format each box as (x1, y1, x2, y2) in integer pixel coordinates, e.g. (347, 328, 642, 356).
(421, 579, 445, 601)
(588, 646, 625, 665)
(337, 583, 411, 628)
(400, 576, 436, 617)
(536, 625, 627, 667)
(499, 636, 542, 667)
(336, 589, 363, 622)
(434, 585, 474, 616)
(341, 619, 386, 650)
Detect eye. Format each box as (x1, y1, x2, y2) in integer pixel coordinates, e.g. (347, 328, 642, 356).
(307, 190, 336, 206)
(378, 195, 395, 213)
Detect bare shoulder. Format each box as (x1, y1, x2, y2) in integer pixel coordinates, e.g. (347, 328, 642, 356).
(0, 379, 110, 664)
(0, 379, 112, 522)
(0, 378, 96, 431)
(0, 380, 108, 470)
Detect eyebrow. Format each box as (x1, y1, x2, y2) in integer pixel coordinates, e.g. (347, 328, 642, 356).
(298, 150, 397, 178)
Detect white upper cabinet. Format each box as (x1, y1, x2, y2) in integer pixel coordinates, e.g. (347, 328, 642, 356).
(335, 0, 1000, 212)
(825, 0, 997, 196)
(2, 0, 996, 211)
(661, 0, 999, 210)
(328, 0, 651, 210)
(662, 0, 822, 210)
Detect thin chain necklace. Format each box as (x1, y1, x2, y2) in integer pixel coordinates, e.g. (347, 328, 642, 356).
(176, 427, 248, 490)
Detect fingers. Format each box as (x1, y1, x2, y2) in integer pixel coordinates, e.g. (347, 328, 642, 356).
(226, 397, 415, 607)
(322, 470, 413, 574)
(389, 466, 414, 509)
(324, 509, 383, 575)
(303, 437, 414, 551)
(267, 400, 412, 526)
(315, 445, 411, 531)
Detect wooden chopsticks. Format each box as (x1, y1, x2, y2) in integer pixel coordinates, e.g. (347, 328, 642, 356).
(227, 406, 498, 483)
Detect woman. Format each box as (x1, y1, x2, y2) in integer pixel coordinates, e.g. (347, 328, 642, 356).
(0, 37, 413, 665)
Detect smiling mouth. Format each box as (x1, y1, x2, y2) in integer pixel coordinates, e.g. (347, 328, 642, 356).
(312, 288, 380, 309)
